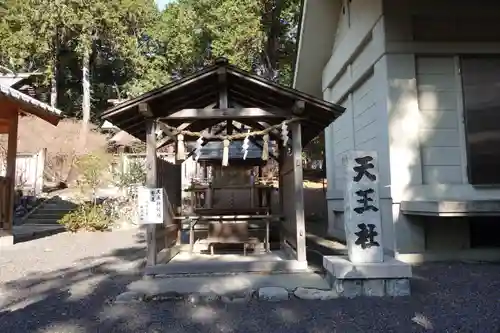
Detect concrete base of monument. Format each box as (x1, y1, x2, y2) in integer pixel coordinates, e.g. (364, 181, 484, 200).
(0, 230, 14, 247)
(323, 255, 412, 297)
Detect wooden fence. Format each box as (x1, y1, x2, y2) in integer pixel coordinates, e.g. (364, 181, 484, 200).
(115, 152, 185, 264)
(115, 152, 196, 197)
(0, 149, 46, 194)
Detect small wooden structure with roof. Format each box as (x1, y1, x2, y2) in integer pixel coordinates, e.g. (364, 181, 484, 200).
(101, 58, 344, 275)
(0, 84, 62, 246)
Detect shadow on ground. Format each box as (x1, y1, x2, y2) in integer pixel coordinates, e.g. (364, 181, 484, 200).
(1, 229, 500, 332)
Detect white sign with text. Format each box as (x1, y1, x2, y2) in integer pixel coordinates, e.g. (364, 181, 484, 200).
(137, 187, 164, 224)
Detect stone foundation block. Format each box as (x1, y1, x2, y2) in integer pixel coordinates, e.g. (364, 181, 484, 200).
(362, 279, 385, 297)
(221, 290, 255, 303)
(258, 287, 289, 301)
(293, 287, 339, 300)
(333, 280, 362, 298)
(114, 291, 145, 304)
(186, 292, 220, 304)
(323, 255, 412, 280)
(144, 291, 183, 302)
(323, 256, 412, 298)
(0, 232, 14, 247)
(386, 278, 411, 297)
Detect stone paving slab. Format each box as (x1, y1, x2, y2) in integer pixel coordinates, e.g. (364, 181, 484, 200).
(127, 272, 330, 297)
(116, 271, 412, 304)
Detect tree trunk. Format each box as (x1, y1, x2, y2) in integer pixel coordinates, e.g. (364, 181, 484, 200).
(50, 71, 57, 108)
(65, 48, 91, 185)
(81, 50, 91, 148)
(262, 0, 283, 81)
(50, 31, 59, 108)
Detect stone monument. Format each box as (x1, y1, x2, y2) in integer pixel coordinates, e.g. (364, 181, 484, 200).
(323, 151, 412, 297)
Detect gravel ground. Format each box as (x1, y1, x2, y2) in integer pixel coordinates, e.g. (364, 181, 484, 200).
(1, 231, 500, 332)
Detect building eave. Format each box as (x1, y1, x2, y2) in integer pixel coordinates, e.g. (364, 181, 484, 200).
(292, 0, 342, 98)
(0, 84, 63, 126)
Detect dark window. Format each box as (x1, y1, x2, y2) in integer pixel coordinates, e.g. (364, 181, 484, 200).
(461, 56, 500, 184)
(470, 216, 500, 248)
(413, 15, 500, 42)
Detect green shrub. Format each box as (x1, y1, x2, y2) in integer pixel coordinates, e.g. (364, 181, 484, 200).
(58, 203, 112, 232)
(113, 159, 146, 190)
(75, 152, 110, 198)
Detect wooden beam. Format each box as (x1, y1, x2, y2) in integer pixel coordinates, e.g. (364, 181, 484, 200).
(278, 144, 284, 216)
(0, 101, 18, 119)
(227, 83, 295, 112)
(186, 123, 227, 159)
(231, 92, 325, 127)
(144, 259, 308, 276)
(231, 102, 282, 140)
(155, 122, 191, 148)
(4, 112, 18, 233)
(155, 120, 222, 149)
(138, 102, 154, 118)
(155, 138, 168, 150)
(218, 67, 228, 109)
(233, 122, 278, 161)
(164, 108, 287, 120)
(103, 70, 216, 119)
(0, 119, 9, 134)
(292, 100, 306, 115)
(228, 68, 341, 113)
(218, 67, 233, 135)
(236, 119, 281, 142)
(154, 92, 217, 121)
(157, 122, 188, 137)
(167, 89, 216, 112)
(230, 90, 286, 112)
(145, 117, 158, 267)
(112, 114, 144, 129)
(155, 103, 216, 148)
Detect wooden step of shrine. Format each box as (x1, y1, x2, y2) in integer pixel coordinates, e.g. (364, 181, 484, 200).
(187, 238, 259, 253)
(182, 240, 281, 254)
(144, 259, 309, 276)
(180, 222, 277, 231)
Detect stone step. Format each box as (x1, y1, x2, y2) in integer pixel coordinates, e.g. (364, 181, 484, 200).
(26, 199, 78, 222)
(129, 271, 329, 298)
(29, 211, 72, 219)
(42, 203, 78, 210)
(39, 204, 76, 209)
(187, 242, 269, 254)
(145, 259, 309, 276)
(32, 207, 73, 212)
(23, 218, 61, 225)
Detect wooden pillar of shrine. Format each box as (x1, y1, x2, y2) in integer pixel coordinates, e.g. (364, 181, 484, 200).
(142, 103, 158, 267)
(290, 122, 306, 262)
(0, 106, 18, 247)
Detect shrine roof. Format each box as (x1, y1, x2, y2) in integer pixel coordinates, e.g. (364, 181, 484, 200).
(101, 58, 345, 145)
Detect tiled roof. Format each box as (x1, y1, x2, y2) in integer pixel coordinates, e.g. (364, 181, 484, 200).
(0, 83, 62, 125)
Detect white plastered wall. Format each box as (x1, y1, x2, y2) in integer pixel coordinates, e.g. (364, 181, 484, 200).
(383, 0, 500, 255)
(298, 0, 500, 259)
(322, 0, 395, 255)
(323, 0, 500, 256)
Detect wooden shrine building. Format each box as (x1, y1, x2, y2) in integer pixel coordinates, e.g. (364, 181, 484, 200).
(101, 58, 344, 275)
(0, 84, 62, 246)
